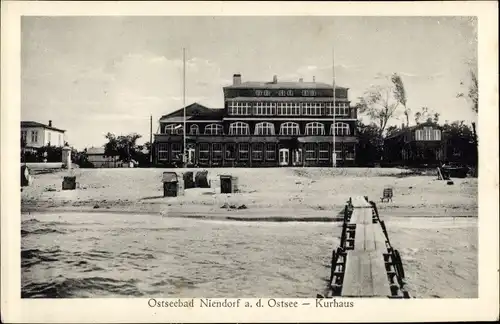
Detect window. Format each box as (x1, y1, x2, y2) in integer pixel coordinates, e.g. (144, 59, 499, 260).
(278, 90, 286, 96)
(279, 122, 300, 135)
(48, 132, 51, 144)
(305, 143, 316, 161)
(302, 103, 323, 115)
(189, 125, 199, 135)
(266, 143, 276, 161)
(31, 130, 38, 143)
(331, 123, 350, 136)
(58, 134, 62, 146)
(252, 143, 264, 161)
(254, 102, 275, 116)
(255, 122, 275, 135)
(326, 102, 348, 116)
(157, 143, 168, 161)
(319, 143, 329, 160)
(229, 102, 251, 115)
(302, 90, 315, 96)
(334, 149, 342, 160)
(212, 143, 222, 161)
(423, 127, 432, 141)
(229, 122, 250, 135)
(239, 143, 249, 160)
(276, 103, 301, 115)
(21, 131, 27, 142)
(305, 122, 325, 135)
(263, 90, 271, 96)
(204, 124, 224, 135)
(345, 151, 355, 160)
(287, 90, 294, 96)
(415, 129, 424, 141)
(255, 90, 263, 96)
(171, 143, 182, 160)
(433, 129, 441, 141)
(199, 143, 210, 161)
(164, 124, 183, 135)
(225, 143, 236, 160)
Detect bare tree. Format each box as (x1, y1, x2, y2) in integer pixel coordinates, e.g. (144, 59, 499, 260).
(356, 83, 400, 136)
(391, 73, 410, 127)
(457, 66, 478, 148)
(457, 68, 478, 113)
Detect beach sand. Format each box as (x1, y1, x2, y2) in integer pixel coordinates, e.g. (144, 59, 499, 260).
(22, 167, 478, 219)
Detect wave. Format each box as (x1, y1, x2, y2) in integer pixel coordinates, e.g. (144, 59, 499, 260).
(22, 276, 142, 298)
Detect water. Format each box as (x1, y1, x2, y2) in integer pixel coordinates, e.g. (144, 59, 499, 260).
(21, 212, 477, 298)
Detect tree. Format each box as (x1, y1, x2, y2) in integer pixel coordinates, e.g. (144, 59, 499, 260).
(414, 107, 439, 124)
(356, 122, 384, 166)
(457, 68, 478, 113)
(356, 82, 401, 136)
(391, 73, 410, 127)
(442, 120, 477, 166)
(104, 132, 142, 162)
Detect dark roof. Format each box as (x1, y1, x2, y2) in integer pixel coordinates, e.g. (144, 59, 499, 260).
(226, 97, 349, 102)
(385, 121, 443, 140)
(224, 81, 348, 90)
(21, 121, 66, 132)
(159, 102, 224, 121)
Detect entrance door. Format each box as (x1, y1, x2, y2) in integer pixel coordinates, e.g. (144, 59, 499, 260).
(279, 148, 289, 166)
(292, 149, 303, 166)
(187, 148, 195, 165)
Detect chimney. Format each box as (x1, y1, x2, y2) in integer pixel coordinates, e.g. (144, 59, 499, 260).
(273, 75, 278, 83)
(48, 120, 52, 127)
(233, 74, 241, 85)
(313, 76, 316, 82)
(299, 78, 303, 83)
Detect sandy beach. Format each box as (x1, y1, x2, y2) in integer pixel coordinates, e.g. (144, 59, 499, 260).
(21, 167, 478, 219)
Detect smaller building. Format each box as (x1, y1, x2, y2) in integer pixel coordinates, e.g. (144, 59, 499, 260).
(384, 121, 446, 167)
(21, 120, 66, 151)
(85, 147, 120, 168)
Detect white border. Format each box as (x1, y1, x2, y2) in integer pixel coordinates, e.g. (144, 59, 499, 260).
(2, 1, 499, 323)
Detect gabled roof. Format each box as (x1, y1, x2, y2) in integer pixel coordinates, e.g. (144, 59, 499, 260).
(385, 121, 443, 140)
(21, 121, 66, 133)
(159, 102, 224, 122)
(224, 81, 348, 90)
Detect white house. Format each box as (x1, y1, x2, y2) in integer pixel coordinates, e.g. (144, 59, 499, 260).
(21, 120, 66, 150)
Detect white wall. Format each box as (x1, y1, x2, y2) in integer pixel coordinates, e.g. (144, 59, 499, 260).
(21, 127, 66, 148)
(21, 127, 45, 148)
(44, 128, 65, 146)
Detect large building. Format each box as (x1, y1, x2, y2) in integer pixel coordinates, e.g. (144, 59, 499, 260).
(153, 74, 358, 167)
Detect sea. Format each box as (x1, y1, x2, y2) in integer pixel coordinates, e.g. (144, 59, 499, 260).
(21, 212, 478, 298)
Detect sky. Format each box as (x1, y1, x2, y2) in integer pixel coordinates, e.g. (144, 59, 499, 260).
(21, 16, 478, 150)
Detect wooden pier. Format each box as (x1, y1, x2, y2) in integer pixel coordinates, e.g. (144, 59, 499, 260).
(321, 196, 410, 299)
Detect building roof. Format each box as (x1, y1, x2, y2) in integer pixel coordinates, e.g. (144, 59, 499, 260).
(385, 121, 443, 140)
(226, 97, 350, 102)
(21, 121, 66, 133)
(159, 102, 224, 122)
(224, 81, 348, 90)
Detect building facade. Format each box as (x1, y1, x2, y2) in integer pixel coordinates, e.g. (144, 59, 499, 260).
(384, 121, 446, 167)
(21, 120, 66, 151)
(85, 147, 121, 168)
(154, 74, 358, 167)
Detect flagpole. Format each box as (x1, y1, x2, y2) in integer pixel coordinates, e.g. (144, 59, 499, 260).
(332, 46, 337, 168)
(183, 48, 187, 167)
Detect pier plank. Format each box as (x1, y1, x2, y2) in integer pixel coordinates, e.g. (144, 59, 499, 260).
(351, 196, 372, 208)
(349, 208, 372, 225)
(342, 251, 391, 297)
(354, 224, 387, 252)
